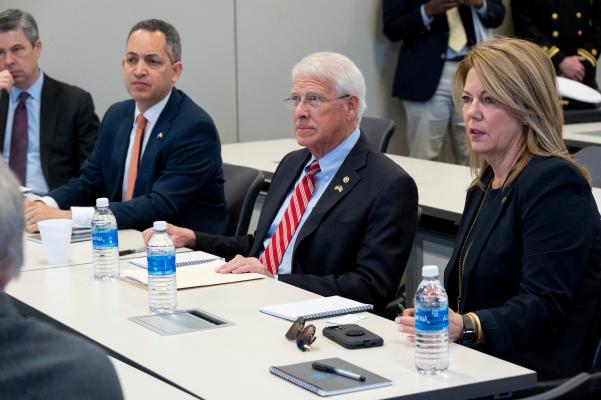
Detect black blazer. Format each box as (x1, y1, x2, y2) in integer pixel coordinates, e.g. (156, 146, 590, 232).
(0, 292, 123, 399)
(0, 74, 99, 190)
(49, 88, 228, 234)
(382, 0, 505, 101)
(444, 157, 601, 379)
(195, 136, 418, 310)
(512, 0, 601, 89)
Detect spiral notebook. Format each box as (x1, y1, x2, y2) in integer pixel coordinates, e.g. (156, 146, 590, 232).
(260, 296, 373, 321)
(128, 250, 223, 268)
(270, 357, 391, 396)
(27, 228, 91, 244)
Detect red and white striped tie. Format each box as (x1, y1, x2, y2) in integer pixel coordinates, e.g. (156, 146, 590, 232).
(260, 160, 321, 275)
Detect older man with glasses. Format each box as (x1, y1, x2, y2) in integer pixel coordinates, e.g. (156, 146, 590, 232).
(146, 52, 418, 311)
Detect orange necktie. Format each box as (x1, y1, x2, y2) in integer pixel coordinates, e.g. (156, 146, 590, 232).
(126, 114, 147, 201)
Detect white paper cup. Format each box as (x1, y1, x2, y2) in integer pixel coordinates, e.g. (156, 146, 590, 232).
(37, 219, 73, 265)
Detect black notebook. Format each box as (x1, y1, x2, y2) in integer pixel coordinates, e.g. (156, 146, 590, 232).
(270, 357, 391, 396)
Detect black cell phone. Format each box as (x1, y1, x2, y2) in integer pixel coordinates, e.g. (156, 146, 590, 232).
(322, 324, 384, 349)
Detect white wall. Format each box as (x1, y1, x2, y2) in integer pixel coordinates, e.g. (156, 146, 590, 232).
(4, 0, 516, 153)
(4, 0, 238, 143)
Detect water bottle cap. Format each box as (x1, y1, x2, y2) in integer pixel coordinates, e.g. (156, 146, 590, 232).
(95, 197, 109, 207)
(422, 265, 439, 277)
(153, 221, 167, 231)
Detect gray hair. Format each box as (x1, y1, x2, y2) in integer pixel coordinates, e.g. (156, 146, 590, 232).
(0, 9, 39, 47)
(0, 164, 24, 283)
(292, 52, 367, 123)
(128, 19, 181, 63)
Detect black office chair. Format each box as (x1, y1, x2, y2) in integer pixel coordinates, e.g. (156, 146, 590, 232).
(223, 163, 264, 236)
(574, 146, 601, 187)
(360, 116, 396, 153)
(380, 206, 423, 320)
(514, 371, 601, 400)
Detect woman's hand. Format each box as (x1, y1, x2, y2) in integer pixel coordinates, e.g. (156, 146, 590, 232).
(396, 307, 464, 343)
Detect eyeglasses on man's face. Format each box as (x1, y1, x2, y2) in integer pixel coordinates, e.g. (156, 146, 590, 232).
(285, 316, 317, 351)
(283, 93, 350, 109)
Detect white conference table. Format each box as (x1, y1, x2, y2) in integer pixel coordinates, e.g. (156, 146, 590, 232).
(7, 247, 536, 400)
(110, 357, 197, 399)
(222, 138, 601, 222)
(563, 122, 601, 148)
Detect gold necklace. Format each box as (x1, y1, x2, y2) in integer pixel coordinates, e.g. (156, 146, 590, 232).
(456, 177, 493, 310)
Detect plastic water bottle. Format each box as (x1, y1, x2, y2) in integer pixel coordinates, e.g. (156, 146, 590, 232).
(91, 198, 119, 280)
(414, 265, 449, 374)
(146, 221, 177, 313)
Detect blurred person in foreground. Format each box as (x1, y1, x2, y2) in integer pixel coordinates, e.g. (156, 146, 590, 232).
(397, 37, 601, 379)
(0, 163, 122, 399)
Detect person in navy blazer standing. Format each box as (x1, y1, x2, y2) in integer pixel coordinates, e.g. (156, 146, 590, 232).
(144, 52, 419, 311)
(383, 0, 504, 164)
(23, 19, 227, 234)
(397, 38, 601, 379)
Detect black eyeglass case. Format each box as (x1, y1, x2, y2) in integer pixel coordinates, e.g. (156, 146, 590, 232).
(322, 324, 383, 349)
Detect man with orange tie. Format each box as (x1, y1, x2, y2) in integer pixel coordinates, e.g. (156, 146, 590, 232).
(24, 19, 227, 234)
(383, 0, 504, 164)
(145, 52, 418, 311)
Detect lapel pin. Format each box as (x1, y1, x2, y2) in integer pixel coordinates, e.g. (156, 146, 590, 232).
(334, 185, 343, 193)
(501, 196, 507, 204)
(157, 132, 164, 140)
(343, 176, 350, 183)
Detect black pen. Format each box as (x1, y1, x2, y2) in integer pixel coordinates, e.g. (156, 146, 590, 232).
(312, 362, 366, 381)
(119, 247, 146, 256)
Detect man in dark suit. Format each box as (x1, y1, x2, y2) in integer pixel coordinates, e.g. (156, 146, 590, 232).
(512, 0, 601, 109)
(146, 52, 419, 310)
(0, 9, 99, 195)
(0, 164, 123, 399)
(383, 0, 504, 163)
(24, 19, 227, 234)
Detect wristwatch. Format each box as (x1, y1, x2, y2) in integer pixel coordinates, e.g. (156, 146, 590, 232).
(458, 314, 476, 347)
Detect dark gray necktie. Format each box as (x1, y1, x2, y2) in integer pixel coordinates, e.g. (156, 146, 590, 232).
(9, 91, 28, 185)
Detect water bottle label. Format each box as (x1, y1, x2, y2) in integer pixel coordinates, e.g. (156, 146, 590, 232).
(147, 255, 176, 276)
(92, 229, 118, 248)
(415, 307, 448, 332)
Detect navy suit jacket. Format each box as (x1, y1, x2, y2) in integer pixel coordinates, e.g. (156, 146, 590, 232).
(49, 89, 227, 233)
(0, 74, 99, 190)
(194, 136, 418, 311)
(0, 292, 123, 399)
(383, 0, 505, 101)
(444, 157, 601, 379)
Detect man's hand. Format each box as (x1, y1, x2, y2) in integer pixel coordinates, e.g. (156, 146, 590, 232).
(215, 254, 273, 278)
(559, 56, 586, 81)
(425, 0, 459, 16)
(23, 199, 72, 233)
(0, 70, 14, 93)
(142, 223, 196, 248)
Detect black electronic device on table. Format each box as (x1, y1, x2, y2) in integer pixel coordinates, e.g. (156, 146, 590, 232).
(322, 324, 383, 349)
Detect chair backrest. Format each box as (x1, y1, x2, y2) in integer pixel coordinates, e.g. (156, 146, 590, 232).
(574, 146, 601, 187)
(519, 372, 593, 400)
(222, 163, 264, 236)
(360, 116, 396, 153)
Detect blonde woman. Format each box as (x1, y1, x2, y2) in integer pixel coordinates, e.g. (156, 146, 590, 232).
(397, 37, 601, 379)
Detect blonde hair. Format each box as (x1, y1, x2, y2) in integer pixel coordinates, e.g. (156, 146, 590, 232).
(451, 36, 590, 188)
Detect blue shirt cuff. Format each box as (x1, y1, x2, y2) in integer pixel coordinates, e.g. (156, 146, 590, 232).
(477, 0, 488, 16)
(420, 4, 434, 28)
